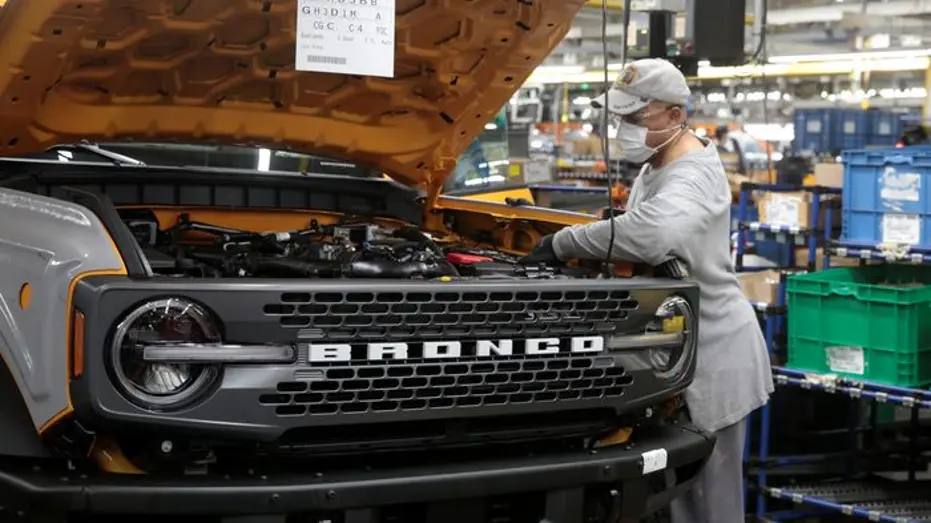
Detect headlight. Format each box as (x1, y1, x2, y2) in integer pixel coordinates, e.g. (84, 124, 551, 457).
(646, 296, 695, 381)
(110, 298, 221, 410)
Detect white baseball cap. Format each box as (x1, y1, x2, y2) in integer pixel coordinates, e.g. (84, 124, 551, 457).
(590, 58, 691, 116)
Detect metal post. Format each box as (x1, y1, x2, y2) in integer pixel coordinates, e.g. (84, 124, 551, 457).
(649, 11, 668, 58)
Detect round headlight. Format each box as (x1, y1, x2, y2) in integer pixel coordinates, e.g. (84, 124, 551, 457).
(647, 296, 694, 380)
(110, 298, 221, 410)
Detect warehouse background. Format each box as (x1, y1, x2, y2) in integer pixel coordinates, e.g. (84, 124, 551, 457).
(466, 2, 931, 522)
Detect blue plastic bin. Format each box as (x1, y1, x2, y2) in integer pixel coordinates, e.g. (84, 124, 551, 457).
(870, 111, 902, 139)
(794, 109, 834, 154)
(866, 111, 904, 148)
(834, 109, 869, 151)
(841, 148, 931, 250)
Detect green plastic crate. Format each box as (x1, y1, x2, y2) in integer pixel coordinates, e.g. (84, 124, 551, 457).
(787, 265, 931, 387)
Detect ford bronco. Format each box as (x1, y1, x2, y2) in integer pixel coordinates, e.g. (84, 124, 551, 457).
(0, 0, 713, 521)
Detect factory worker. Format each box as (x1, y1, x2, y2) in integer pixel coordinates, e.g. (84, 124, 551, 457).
(522, 58, 773, 523)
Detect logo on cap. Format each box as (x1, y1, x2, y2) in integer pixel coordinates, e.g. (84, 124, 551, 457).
(618, 65, 637, 86)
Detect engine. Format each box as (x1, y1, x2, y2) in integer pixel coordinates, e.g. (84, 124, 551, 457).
(122, 211, 585, 280)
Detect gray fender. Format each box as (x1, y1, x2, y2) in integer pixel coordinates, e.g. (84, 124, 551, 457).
(0, 187, 125, 440)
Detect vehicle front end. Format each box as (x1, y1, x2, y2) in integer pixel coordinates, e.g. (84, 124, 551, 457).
(0, 0, 714, 521)
(0, 186, 713, 521)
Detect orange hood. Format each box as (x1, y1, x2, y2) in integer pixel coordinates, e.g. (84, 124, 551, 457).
(0, 0, 586, 194)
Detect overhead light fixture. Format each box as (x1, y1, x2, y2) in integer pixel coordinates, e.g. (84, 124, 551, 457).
(768, 49, 931, 63)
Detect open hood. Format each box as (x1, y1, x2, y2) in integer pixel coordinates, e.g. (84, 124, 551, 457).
(0, 0, 586, 193)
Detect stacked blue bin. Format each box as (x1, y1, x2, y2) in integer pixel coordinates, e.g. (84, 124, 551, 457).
(841, 147, 931, 250)
(833, 109, 870, 151)
(793, 108, 908, 154)
(793, 109, 833, 154)
(868, 111, 905, 148)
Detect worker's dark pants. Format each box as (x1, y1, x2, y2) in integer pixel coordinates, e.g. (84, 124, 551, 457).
(669, 416, 748, 523)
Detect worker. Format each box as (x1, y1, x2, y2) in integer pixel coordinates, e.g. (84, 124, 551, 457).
(714, 124, 730, 152)
(521, 58, 773, 523)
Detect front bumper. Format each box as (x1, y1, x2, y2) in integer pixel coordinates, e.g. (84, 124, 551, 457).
(2, 424, 713, 521)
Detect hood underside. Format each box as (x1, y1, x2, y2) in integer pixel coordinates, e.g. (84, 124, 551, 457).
(0, 0, 586, 190)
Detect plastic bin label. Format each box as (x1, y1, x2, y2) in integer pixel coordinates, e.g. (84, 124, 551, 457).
(879, 167, 920, 209)
(826, 346, 864, 375)
(641, 448, 668, 475)
(882, 213, 921, 245)
(806, 120, 822, 133)
(878, 122, 892, 135)
(843, 121, 856, 134)
(295, 0, 397, 78)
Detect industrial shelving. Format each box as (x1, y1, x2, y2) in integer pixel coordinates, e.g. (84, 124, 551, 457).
(828, 245, 931, 266)
(763, 482, 931, 522)
(735, 180, 931, 522)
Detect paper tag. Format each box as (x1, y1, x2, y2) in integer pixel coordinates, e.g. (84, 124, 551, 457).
(523, 160, 552, 183)
(806, 120, 822, 133)
(641, 448, 668, 475)
(879, 122, 892, 135)
(826, 346, 865, 375)
(879, 168, 921, 204)
(764, 194, 802, 228)
(631, 0, 660, 9)
(882, 213, 921, 245)
(843, 121, 856, 134)
(295, 0, 397, 78)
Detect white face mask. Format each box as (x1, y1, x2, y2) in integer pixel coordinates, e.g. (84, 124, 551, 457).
(615, 120, 685, 164)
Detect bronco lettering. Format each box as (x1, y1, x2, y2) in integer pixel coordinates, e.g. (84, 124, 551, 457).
(305, 336, 605, 363)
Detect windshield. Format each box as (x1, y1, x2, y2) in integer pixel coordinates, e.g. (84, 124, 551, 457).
(12, 115, 519, 193)
(444, 107, 511, 192)
(23, 142, 380, 179)
(8, 107, 524, 193)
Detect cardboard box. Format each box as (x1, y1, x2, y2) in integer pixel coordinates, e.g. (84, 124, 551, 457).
(738, 270, 781, 304)
(567, 135, 604, 157)
(793, 248, 861, 270)
(758, 192, 811, 229)
(814, 163, 843, 188)
(757, 192, 841, 231)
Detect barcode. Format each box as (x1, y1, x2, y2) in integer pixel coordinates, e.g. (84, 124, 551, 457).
(305, 55, 347, 65)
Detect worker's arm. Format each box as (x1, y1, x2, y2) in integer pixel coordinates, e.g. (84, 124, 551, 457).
(551, 170, 715, 266)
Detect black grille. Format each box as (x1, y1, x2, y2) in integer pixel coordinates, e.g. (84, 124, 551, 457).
(261, 356, 631, 417)
(262, 289, 638, 340)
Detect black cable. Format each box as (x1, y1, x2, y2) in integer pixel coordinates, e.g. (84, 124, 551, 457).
(756, 0, 773, 176)
(750, 0, 768, 63)
(601, 0, 634, 276)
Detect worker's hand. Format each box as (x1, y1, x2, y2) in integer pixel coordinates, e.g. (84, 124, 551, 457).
(520, 234, 560, 265)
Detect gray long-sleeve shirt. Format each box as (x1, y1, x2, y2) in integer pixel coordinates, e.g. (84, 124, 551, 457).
(552, 142, 773, 433)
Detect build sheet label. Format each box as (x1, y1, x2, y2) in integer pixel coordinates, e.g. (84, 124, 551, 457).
(826, 346, 864, 375)
(296, 0, 396, 78)
(882, 213, 921, 245)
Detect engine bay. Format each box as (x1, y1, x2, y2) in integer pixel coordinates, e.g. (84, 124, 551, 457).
(121, 210, 588, 280)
